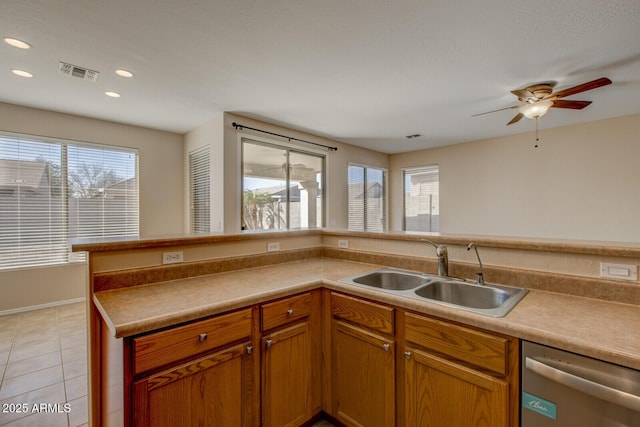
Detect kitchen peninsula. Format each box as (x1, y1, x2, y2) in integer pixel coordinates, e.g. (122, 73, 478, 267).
(72, 229, 640, 426)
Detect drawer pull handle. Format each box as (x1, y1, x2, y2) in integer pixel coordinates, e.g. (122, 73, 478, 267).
(266, 339, 273, 349)
(404, 351, 412, 360)
(198, 333, 208, 342)
(383, 343, 390, 352)
(287, 309, 294, 317)
(246, 345, 254, 355)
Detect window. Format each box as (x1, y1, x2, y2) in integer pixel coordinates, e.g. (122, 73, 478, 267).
(189, 146, 210, 233)
(0, 132, 139, 269)
(348, 164, 387, 231)
(403, 165, 439, 232)
(241, 138, 324, 230)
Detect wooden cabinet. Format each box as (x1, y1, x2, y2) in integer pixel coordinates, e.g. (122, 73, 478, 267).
(133, 341, 255, 427)
(402, 312, 519, 427)
(130, 308, 257, 427)
(328, 292, 395, 427)
(261, 291, 321, 427)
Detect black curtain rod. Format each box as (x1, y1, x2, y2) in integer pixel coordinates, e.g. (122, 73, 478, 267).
(232, 122, 338, 151)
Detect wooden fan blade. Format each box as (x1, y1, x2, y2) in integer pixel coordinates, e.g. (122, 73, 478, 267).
(472, 105, 519, 117)
(551, 100, 592, 110)
(553, 77, 612, 99)
(511, 89, 534, 100)
(507, 113, 523, 125)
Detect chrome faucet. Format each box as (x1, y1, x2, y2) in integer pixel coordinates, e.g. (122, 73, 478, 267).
(466, 243, 484, 285)
(423, 240, 448, 277)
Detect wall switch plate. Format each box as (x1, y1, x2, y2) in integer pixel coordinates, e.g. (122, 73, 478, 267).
(162, 251, 184, 264)
(599, 262, 638, 281)
(338, 239, 349, 249)
(267, 242, 280, 252)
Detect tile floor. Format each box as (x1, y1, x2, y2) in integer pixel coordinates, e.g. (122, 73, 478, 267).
(0, 302, 87, 427)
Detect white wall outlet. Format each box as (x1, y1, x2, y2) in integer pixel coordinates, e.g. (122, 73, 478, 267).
(599, 262, 638, 281)
(267, 242, 280, 252)
(338, 239, 349, 249)
(162, 251, 184, 264)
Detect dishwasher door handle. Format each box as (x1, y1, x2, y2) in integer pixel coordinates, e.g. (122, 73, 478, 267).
(525, 357, 640, 413)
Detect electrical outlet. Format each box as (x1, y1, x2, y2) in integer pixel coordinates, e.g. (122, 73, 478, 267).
(267, 242, 280, 252)
(338, 239, 349, 249)
(162, 251, 184, 264)
(600, 262, 637, 281)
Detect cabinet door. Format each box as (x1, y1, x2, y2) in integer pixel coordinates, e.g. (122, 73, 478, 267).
(331, 320, 395, 427)
(404, 346, 508, 427)
(133, 342, 255, 427)
(262, 320, 318, 427)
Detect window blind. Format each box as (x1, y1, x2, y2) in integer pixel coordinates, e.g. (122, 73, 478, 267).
(0, 132, 139, 269)
(189, 146, 210, 233)
(403, 165, 439, 232)
(348, 164, 387, 231)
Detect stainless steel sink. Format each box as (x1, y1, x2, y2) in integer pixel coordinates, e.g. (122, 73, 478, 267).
(351, 269, 430, 290)
(339, 268, 527, 317)
(415, 280, 511, 309)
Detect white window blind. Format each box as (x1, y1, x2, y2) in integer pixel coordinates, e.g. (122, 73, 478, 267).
(189, 146, 210, 233)
(403, 165, 439, 232)
(0, 132, 139, 269)
(348, 164, 387, 231)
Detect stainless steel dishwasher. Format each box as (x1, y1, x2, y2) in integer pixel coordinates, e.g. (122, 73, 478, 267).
(521, 341, 640, 427)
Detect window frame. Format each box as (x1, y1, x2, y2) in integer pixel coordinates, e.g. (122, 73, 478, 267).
(239, 134, 327, 231)
(402, 164, 440, 232)
(0, 131, 139, 270)
(347, 162, 388, 232)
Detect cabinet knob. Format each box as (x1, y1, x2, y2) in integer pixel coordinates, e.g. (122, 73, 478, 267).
(198, 333, 208, 342)
(287, 309, 294, 317)
(246, 345, 254, 355)
(404, 351, 412, 360)
(266, 339, 273, 349)
(382, 343, 390, 352)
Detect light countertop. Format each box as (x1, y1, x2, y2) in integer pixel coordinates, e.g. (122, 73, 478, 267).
(93, 258, 640, 370)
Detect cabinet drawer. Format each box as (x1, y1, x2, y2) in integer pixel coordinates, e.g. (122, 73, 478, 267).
(331, 292, 394, 335)
(133, 308, 252, 375)
(261, 292, 312, 331)
(404, 312, 508, 376)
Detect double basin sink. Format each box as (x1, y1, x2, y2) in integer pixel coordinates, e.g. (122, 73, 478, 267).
(339, 268, 528, 317)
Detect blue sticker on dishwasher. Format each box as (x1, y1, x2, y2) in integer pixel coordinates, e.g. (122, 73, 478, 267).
(522, 392, 557, 420)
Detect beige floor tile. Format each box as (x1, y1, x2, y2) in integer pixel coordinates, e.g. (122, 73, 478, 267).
(64, 375, 87, 402)
(67, 395, 88, 427)
(60, 332, 85, 350)
(4, 351, 61, 380)
(2, 409, 69, 427)
(11, 333, 58, 349)
(0, 382, 66, 425)
(8, 340, 60, 363)
(62, 358, 87, 381)
(0, 338, 12, 354)
(61, 345, 86, 365)
(0, 351, 9, 366)
(0, 366, 63, 400)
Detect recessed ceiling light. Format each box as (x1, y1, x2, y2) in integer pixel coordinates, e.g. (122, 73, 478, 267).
(11, 69, 33, 78)
(4, 37, 31, 49)
(115, 69, 134, 78)
(105, 91, 121, 98)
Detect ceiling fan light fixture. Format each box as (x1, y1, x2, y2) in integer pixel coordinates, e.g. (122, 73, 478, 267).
(519, 100, 553, 119)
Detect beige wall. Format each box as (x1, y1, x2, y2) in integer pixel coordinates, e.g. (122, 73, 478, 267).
(389, 113, 640, 243)
(222, 113, 389, 232)
(0, 102, 185, 312)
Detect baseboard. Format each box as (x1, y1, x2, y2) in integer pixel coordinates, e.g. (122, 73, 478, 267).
(0, 297, 86, 316)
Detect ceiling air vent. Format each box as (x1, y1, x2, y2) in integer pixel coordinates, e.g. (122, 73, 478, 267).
(58, 61, 99, 82)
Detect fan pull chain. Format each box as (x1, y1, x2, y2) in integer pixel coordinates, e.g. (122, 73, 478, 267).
(534, 117, 540, 148)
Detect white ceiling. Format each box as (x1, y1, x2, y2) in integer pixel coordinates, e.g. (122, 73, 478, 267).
(1, 0, 640, 154)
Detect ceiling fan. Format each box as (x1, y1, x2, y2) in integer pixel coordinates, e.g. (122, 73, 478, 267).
(474, 77, 612, 125)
